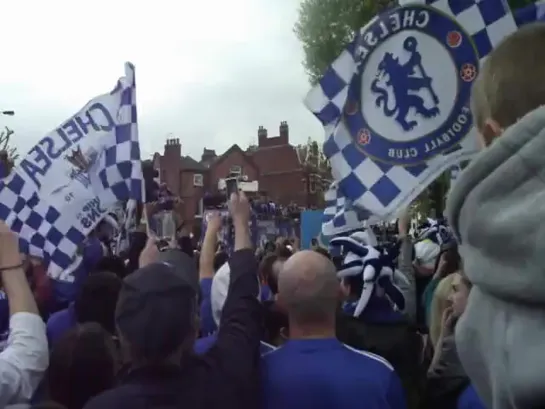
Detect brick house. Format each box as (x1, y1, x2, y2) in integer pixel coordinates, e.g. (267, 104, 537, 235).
(152, 122, 328, 229)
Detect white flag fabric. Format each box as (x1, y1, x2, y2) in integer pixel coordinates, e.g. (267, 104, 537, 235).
(307, 0, 525, 236)
(115, 199, 138, 256)
(0, 63, 143, 281)
(323, 181, 376, 237)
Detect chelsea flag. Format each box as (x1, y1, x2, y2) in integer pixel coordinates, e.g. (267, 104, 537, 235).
(0, 63, 143, 281)
(306, 0, 538, 236)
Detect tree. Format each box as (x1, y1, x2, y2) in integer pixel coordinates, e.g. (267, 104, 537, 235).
(295, 0, 534, 84)
(296, 137, 332, 207)
(0, 127, 17, 177)
(294, 0, 394, 84)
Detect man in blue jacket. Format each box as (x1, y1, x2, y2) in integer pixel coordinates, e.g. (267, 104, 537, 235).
(261, 250, 406, 409)
(84, 192, 262, 409)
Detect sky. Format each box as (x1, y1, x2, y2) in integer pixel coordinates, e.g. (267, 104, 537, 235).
(0, 0, 324, 162)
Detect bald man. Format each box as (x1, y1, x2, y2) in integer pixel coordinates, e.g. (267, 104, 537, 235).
(261, 251, 406, 409)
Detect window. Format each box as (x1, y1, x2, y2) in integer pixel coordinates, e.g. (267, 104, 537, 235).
(193, 174, 203, 187)
(309, 174, 317, 194)
(229, 165, 242, 176)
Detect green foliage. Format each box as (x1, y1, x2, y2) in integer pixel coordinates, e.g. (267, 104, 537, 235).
(507, 0, 536, 10)
(294, 0, 394, 84)
(0, 127, 17, 175)
(295, 0, 534, 84)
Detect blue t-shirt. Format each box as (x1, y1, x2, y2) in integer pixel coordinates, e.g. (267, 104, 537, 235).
(46, 303, 77, 347)
(261, 338, 406, 409)
(194, 333, 275, 356)
(458, 385, 486, 409)
(52, 237, 104, 303)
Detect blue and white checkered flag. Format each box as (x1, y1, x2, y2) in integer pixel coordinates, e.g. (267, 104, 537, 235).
(115, 199, 138, 256)
(323, 181, 378, 236)
(0, 63, 143, 281)
(306, 0, 533, 236)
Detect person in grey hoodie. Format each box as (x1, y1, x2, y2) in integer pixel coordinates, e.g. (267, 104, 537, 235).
(446, 23, 545, 409)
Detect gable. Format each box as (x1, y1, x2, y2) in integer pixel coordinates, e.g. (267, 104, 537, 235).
(250, 145, 300, 175)
(210, 144, 258, 174)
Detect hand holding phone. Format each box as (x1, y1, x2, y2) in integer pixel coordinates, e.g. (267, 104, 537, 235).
(224, 177, 239, 199)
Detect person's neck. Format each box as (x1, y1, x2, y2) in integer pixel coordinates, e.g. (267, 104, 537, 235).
(288, 319, 336, 340)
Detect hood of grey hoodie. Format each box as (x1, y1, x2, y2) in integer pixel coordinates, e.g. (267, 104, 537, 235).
(446, 106, 545, 409)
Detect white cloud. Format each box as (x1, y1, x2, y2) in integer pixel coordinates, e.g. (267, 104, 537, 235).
(0, 0, 323, 160)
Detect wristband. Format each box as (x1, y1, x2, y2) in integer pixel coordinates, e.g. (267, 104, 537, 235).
(0, 264, 23, 272)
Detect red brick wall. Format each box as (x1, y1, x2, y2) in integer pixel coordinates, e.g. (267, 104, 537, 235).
(179, 171, 204, 223)
(160, 156, 181, 196)
(259, 170, 305, 205)
(209, 149, 258, 192)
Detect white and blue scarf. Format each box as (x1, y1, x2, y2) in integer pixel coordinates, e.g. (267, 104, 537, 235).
(415, 218, 452, 246)
(330, 230, 405, 318)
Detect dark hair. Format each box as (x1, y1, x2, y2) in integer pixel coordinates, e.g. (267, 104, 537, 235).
(213, 252, 229, 272)
(74, 272, 122, 334)
(259, 253, 288, 295)
(92, 256, 128, 279)
(313, 247, 331, 259)
(434, 243, 461, 277)
(275, 246, 293, 259)
(47, 323, 116, 409)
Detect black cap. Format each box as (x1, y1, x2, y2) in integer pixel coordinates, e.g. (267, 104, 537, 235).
(115, 250, 198, 360)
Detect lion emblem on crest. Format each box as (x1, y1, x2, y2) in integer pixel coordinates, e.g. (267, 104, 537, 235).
(370, 36, 440, 131)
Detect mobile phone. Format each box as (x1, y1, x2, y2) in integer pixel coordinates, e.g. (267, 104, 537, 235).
(225, 177, 239, 199)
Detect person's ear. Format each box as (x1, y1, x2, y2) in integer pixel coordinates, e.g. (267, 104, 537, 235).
(280, 326, 289, 341)
(275, 293, 285, 311)
(480, 118, 503, 148)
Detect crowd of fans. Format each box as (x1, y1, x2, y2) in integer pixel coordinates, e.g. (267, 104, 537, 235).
(0, 190, 480, 409)
(2, 22, 545, 409)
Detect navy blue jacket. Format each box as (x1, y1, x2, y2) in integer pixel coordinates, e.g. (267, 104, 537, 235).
(261, 338, 406, 409)
(83, 249, 262, 409)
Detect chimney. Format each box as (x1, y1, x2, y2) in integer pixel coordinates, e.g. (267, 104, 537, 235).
(164, 138, 181, 160)
(201, 148, 217, 164)
(258, 126, 268, 146)
(279, 121, 289, 144)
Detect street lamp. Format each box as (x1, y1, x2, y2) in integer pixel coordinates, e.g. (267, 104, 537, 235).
(1, 111, 14, 116)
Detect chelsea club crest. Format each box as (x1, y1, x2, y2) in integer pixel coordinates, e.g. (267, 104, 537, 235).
(344, 5, 479, 166)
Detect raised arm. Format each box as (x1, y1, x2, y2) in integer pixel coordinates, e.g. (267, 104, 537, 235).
(199, 212, 222, 334)
(208, 192, 262, 382)
(200, 212, 221, 280)
(0, 222, 49, 407)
